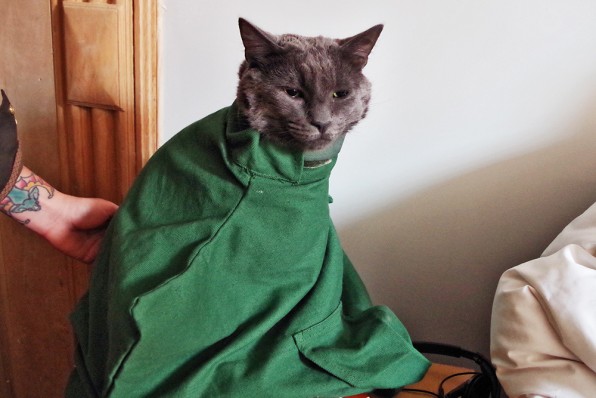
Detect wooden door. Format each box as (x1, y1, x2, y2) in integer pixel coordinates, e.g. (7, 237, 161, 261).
(0, 1, 158, 397)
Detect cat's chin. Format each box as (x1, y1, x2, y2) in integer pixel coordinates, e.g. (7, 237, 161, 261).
(262, 133, 336, 152)
(303, 136, 345, 163)
(289, 132, 341, 152)
(298, 139, 335, 151)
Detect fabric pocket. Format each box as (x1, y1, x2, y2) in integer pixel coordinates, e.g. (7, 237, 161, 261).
(293, 303, 430, 389)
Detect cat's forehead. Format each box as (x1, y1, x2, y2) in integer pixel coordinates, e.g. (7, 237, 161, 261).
(278, 34, 338, 52)
(276, 34, 344, 79)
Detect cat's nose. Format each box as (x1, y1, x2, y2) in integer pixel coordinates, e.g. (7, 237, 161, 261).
(311, 121, 331, 134)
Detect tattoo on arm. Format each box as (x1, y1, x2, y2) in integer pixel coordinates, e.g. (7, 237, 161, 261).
(0, 173, 55, 223)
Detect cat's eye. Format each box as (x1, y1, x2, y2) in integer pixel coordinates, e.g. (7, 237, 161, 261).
(285, 88, 302, 98)
(333, 90, 349, 99)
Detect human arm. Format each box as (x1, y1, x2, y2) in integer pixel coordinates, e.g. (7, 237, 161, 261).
(1, 166, 118, 263)
(1, 89, 117, 263)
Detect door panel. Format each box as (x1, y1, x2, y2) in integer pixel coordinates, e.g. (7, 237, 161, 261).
(0, 1, 157, 396)
(56, 0, 137, 201)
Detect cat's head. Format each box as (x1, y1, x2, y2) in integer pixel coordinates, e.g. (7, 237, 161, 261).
(236, 19, 383, 151)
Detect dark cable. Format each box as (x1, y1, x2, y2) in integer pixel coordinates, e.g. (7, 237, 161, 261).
(438, 371, 481, 397)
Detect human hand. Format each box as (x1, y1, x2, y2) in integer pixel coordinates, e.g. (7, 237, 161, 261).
(1, 166, 118, 264)
(38, 192, 118, 263)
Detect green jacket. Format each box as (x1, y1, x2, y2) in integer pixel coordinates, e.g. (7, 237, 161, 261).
(67, 104, 429, 397)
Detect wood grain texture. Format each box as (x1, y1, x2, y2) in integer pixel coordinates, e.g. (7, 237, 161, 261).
(0, 0, 159, 396)
(57, 0, 137, 202)
(63, 2, 124, 110)
(0, 1, 77, 396)
(134, 0, 159, 168)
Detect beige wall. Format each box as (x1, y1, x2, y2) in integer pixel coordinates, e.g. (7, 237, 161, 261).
(159, 0, 596, 355)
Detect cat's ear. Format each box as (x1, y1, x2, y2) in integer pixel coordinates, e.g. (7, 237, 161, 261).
(238, 18, 282, 66)
(338, 24, 384, 70)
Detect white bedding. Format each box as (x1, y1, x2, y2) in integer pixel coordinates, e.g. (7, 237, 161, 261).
(491, 202, 596, 398)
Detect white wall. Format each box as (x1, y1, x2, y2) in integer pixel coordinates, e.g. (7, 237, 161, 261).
(160, 0, 596, 356)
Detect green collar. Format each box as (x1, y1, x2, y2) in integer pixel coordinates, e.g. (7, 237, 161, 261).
(225, 102, 342, 184)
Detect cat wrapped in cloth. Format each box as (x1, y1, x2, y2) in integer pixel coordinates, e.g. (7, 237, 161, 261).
(67, 19, 429, 397)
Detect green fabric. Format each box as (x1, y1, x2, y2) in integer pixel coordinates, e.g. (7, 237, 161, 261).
(68, 104, 429, 397)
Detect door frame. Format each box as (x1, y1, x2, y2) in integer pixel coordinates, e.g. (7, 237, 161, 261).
(133, 0, 159, 170)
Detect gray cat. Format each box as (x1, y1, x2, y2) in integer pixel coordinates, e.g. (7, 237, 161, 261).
(237, 18, 382, 150)
(67, 19, 429, 398)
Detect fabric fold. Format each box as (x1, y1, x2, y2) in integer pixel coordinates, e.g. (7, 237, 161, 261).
(68, 105, 429, 397)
